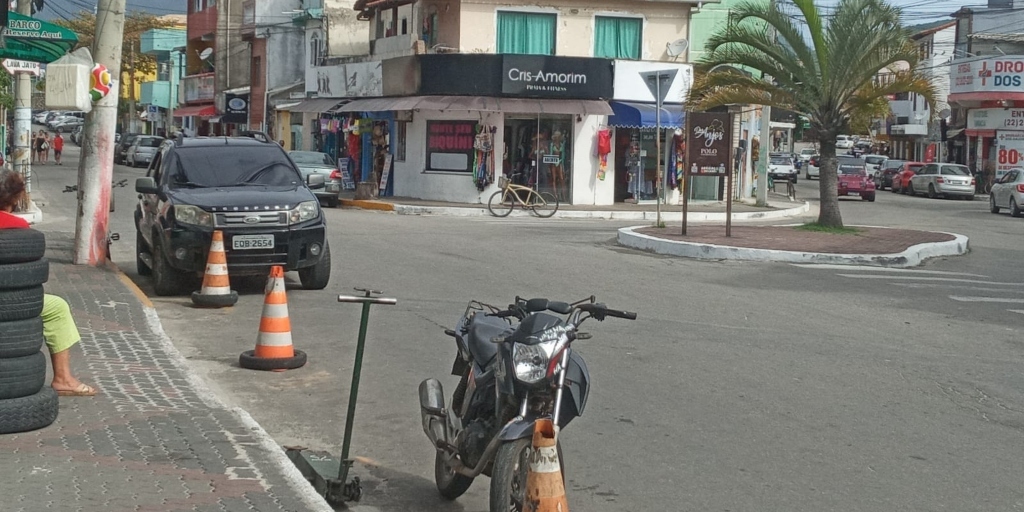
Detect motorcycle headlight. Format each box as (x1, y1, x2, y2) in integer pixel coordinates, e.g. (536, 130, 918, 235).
(512, 325, 572, 384)
(174, 205, 213, 227)
(289, 201, 319, 225)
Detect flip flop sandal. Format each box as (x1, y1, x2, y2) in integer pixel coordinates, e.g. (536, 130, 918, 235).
(56, 384, 97, 397)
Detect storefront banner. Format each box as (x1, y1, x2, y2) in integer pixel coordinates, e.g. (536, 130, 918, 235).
(967, 108, 1024, 130)
(426, 120, 477, 172)
(502, 56, 613, 99)
(996, 130, 1024, 179)
(613, 61, 692, 104)
(686, 112, 732, 174)
(950, 57, 1024, 94)
(305, 61, 383, 98)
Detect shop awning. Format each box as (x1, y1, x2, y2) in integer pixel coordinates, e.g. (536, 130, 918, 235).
(332, 96, 613, 115)
(173, 105, 217, 117)
(607, 101, 685, 129)
(0, 13, 79, 64)
(965, 129, 996, 138)
(285, 98, 348, 113)
(275, 102, 301, 111)
(946, 127, 965, 139)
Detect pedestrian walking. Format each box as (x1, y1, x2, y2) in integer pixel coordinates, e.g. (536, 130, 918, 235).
(42, 132, 51, 163)
(33, 130, 45, 163)
(53, 132, 64, 165)
(0, 170, 97, 396)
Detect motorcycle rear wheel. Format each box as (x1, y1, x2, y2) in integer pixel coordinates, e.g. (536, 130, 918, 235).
(435, 451, 475, 500)
(489, 438, 564, 512)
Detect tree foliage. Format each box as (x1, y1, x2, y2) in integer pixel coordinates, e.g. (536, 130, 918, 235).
(0, 71, 13, 112)
(53, 11, 178, 99)
(688, 0, 937, 228)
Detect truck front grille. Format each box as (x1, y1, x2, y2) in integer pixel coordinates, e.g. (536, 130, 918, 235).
(215, 211, 288, 228)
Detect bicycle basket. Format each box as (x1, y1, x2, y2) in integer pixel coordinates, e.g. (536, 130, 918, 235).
(498, 176, 510, 188)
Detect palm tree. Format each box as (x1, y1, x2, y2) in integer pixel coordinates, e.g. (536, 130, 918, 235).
(687, 0, 937, 228)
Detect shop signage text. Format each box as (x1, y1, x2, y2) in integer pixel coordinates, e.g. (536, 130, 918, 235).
(426, 120, 477, 172)
(686, 112, 731, 173)
(950, 57, 1024, 94)
(967, 108, 1024, 130)
(305, 60, 383, 98)
(996, 130, 1024, 179)
(2, 59, 40, 76)
(501, 56, 613, 99)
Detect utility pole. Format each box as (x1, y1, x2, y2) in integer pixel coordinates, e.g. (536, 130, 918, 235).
(129, 42, 136, 133)
(756, 104, 770, 206)
(73, 0, 127, 265)
(13, 0, 33, 212)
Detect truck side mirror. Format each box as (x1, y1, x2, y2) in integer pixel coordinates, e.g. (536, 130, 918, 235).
(135, 177, 159, 194)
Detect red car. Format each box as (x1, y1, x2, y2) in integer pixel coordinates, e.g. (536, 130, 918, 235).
(890, 161, 926, 194)
(837, 156, 876, 201)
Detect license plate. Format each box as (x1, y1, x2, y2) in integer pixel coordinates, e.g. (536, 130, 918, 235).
(232, 234, 275, 250)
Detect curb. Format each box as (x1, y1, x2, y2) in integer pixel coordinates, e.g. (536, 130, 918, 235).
(616, 226, 970, 268)
(340, 198, 395, 211)
(392, 201, 811, 220)
(105, 261, 335, 512)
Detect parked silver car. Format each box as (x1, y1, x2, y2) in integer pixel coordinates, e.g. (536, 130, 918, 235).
(907, 163, 975, 200)
(289, 151, 342, 207)
(126, 136, 165, 168)
(990, 168, 1024, 217)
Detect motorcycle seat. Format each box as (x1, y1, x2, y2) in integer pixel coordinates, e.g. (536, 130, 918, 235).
(466, 314, 511, 365)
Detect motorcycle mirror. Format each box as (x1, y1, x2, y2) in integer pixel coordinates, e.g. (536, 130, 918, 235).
(547, 301, 571, 314)
(525, 298, 549, 312)
(576, 332, 593, 340)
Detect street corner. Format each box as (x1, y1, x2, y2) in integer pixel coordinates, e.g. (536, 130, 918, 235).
(617, 224, 969, 268)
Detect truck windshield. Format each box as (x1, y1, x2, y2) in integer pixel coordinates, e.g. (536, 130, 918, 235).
(172, 146, 301, 188)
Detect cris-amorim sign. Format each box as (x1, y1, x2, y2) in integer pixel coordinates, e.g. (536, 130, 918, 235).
(501, 56, 612, 99)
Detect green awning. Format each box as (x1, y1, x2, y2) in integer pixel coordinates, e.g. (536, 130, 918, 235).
(0, 13, 79, 64)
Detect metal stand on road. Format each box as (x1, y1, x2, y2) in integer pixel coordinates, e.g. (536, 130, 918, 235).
(286, 288, 397, 506)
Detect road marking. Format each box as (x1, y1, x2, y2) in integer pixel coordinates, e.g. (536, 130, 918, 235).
(791, 264, 987, 277)
(890, 283, 1024, 294)
(949, 296, 1024, 304)
(835, 274, 1023, 286)
(1010, 310, 1024, 315)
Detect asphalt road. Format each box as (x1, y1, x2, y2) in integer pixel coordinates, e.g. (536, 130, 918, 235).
(32, 138, 1024, 512)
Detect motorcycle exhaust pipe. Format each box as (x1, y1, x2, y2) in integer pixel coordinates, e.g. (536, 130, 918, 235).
(419, 378, 447, 447)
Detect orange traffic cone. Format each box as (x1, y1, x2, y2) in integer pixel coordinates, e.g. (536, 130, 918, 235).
(239, 266, 307, 371)
(524, 418, 568, 512)
(191, 230, 238, 308)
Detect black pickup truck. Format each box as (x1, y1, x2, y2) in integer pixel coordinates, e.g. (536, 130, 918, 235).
(134, 136, 331, 296)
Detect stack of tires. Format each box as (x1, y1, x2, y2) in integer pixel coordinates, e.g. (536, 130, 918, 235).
(0, 229, 59, 435)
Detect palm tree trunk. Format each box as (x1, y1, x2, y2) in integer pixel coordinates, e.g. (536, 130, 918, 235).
(817, 139, 844, 228)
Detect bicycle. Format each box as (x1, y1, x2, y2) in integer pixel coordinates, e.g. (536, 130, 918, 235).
(487, 173, 560, 218)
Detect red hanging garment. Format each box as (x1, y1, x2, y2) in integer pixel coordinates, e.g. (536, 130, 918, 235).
(597, 128, 612, 156)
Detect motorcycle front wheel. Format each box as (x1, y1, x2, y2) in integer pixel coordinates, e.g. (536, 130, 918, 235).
(489, 438, 564, 512)
(435, 450, 474, 499)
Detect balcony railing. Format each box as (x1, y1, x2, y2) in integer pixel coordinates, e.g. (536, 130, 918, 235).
(182, 73, 215, 103)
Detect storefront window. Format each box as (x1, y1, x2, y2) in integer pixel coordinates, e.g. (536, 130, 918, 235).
(395, 121, 408, 162)
(496, 12, 556, 55)
(593, 16, 642, 60)
(503, 115, 572, 202)
(426, 120, 476, 172)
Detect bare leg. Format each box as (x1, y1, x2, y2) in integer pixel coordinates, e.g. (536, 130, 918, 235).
(50, 349, 94, 395)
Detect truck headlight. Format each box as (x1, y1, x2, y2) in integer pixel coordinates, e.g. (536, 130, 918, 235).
(289, 201, 320, 225)
(174, 205, 213, 227)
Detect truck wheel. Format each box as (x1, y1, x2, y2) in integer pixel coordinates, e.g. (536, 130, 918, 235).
(136, 229, 152, 276)
(151, 239, 188, 296)
(298, 242, 331, 290)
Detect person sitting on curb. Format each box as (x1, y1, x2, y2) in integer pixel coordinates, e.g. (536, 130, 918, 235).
(0, 170, 97, 396)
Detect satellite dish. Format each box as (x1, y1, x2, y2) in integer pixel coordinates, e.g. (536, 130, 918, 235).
(199, 48, 213, 61)
(939, 108, 951, 119)
(666, 39, 689, 58)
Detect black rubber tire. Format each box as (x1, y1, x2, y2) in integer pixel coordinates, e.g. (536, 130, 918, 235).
(489, 438, 565, 512)
(0, 387, 59, 435)
(136, 229, 152, 276)
(0, 258, 49, 290)
(907, 181, 916, 196)
(532, 192, 559, 218)
(0, 317, 45, 358)
(0, 286, 44, 322)
(0, 229, 46, 264)
(298, 242, 331, 290)
(990, 194, 1001, 213)
(1012, 198, 1022, 218)
(435, 450, 475, 500)
(239, 349, 307, 371)
(488, 191, 514, 217)
(151, 239, 189, 296)
(928, 184, 938, 199)
(191, 290, 239, 308)
(0, 351, 46, 400)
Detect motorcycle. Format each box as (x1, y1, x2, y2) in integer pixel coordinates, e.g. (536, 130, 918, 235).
(418, 295, 636, 511)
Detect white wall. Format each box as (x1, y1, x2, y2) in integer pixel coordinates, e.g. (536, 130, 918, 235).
(571, 115, 612, 205)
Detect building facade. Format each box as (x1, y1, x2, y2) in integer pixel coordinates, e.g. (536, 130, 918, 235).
(240, 0, 305, 135)
(181, 0, 219, 134)
(140, 27, 187, 136)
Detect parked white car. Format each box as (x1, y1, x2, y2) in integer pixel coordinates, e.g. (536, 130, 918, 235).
(863, 154, 888, 175)
(805, 155, 820, 179)
(836, 135, 854, 149)
(907, 163, 974, 200)
(768, 155, 798, 182)
(990, 168, 1024, 217)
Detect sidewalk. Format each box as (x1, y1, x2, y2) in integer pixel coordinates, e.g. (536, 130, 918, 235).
(0, 231, 332, 512)
(340, 192, 811, 221)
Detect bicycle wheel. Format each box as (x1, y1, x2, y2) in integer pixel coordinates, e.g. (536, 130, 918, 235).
(531, 192, 559, 218)
(488, 190, 514, 217)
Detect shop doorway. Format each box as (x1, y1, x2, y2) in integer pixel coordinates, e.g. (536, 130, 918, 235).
(613, 128, 681, 203)
(503, 115, 573, 203)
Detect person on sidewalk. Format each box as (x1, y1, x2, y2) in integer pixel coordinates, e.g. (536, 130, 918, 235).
(42, 132, 51, 164)
(33, 130, 45, 163)
(0, 171, 97, 396)
(53, 133, 64, 166)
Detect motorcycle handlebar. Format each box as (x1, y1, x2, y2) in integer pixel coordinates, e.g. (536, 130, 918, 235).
(603, 308, 638, 320)
(576, 303, 637, 321)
